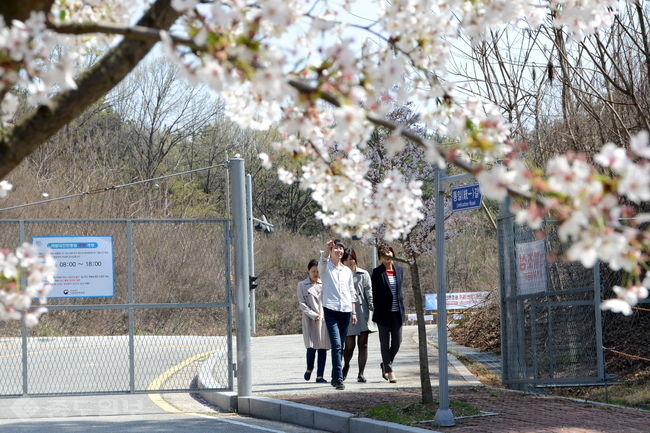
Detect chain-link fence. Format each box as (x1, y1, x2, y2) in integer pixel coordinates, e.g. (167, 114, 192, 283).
(600, 264, 650, 380)
(498, 204, 604, 388)
(0, 219, 233, 397)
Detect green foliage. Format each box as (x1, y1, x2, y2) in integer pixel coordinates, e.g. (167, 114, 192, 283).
(364, 398, 481, 426)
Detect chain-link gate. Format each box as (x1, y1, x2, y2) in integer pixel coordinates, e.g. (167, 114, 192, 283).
(0, 219, 233, 397)
(498, 202, 604, 388)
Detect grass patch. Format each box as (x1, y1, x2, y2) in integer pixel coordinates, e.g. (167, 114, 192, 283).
(363, 398, 481, 427)
(548, 381, 650, 411)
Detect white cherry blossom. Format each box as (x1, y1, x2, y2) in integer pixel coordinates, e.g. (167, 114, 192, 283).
(0, 0, 647, 317)
(600, 298, 632, 316)
(566, 236, 599, 268)
(594, 143, 629, 173)
(630, 131, 650, 159)
(0, 180, 12, 198)
(477, 166, 510, 202)
(0, 244, 55, 326)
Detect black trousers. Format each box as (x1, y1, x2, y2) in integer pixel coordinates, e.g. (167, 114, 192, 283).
(377, 311, 402, 373)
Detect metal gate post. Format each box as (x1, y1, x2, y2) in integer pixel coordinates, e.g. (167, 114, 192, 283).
(127, 220, 135, 393)
(498, 197, 514, 385)
(246, 174, 256, 334)
(224, 220, 234, 391)
(229, 157, 252, 396)
(20, 220, 28, 395)
(594, 260, 604, 380)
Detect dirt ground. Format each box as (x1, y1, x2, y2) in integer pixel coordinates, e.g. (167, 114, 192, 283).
(276, 386, 650, 432)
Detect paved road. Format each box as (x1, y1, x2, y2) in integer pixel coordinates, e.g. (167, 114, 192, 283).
(249, 324, 478, 396)
(0, 393, 329, 433)
(0, 335, 228, 395)
(0, 325, 474, 432)
(0, 332, 335, 433)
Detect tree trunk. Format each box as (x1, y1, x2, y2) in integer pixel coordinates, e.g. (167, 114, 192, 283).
(409, 258, 435, 404)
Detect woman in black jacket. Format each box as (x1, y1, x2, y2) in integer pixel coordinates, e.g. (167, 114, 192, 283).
(371, 246, 405, 383)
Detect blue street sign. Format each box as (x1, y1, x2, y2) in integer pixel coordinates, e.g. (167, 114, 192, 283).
(451, 184, 482, 212)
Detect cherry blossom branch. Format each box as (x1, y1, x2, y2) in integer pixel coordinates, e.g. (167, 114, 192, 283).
(46, 22, 204, 50)
(287, 78, 541, 207)
(0, 0, 180, 179)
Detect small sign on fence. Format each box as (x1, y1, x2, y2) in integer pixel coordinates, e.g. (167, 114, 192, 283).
(407, 314, 435, 322)
(516, 239, 547, 295)
(33, 236, 115, 298)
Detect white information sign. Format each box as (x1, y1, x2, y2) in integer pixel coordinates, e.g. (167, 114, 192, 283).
(516, 239, 547, 295)
(33, 236, 115, 298)
(425, 292, 490, 310)
(407, 314, 434, 322)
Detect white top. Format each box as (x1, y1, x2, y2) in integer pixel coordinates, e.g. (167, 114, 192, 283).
(318, 252, 357, 312)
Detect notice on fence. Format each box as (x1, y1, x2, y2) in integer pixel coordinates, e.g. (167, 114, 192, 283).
(407, 314, 434, 322)
(425, 292, 489, 310)
(33, 236, 115, 298)
(516, 239, 547, 295)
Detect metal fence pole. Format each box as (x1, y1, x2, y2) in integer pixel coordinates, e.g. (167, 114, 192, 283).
(229, 157, 252, 396)
(498, 196, 515, 386)
(434, 167, 454, 427)
(246, 174, 256, 334)
(20, 220, 28, 395)
(594, 260, 604, 380)
(127, 220, 135, 393)
(224, 220, 235, 391)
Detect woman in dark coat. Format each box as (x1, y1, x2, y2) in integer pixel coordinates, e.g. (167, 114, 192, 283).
(371, 246, 405, 383)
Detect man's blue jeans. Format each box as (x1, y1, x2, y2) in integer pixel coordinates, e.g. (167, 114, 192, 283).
(323, 307, 352, 382)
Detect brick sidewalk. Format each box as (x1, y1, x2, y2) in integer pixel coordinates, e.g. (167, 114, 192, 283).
(277, 387, 650, 432)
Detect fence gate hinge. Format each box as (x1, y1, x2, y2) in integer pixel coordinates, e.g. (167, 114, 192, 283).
(233, 362, 237, 378)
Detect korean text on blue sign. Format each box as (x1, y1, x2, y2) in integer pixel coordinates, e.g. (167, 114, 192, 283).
(451, 184, 482, 212)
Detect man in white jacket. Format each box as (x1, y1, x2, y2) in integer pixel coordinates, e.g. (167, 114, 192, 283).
(319, 238, 357, 390)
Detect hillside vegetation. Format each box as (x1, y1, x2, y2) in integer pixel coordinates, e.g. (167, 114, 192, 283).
(0, 58, 501, 340)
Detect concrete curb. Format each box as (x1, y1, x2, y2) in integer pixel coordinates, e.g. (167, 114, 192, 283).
(446, 352, 482, 386)
(196, 347, 237, 412)
(420, 329, 482, 387)
(236, 395, 443, 433)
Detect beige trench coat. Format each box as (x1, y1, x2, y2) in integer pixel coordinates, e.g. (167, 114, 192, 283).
(297, 278, 331, 350)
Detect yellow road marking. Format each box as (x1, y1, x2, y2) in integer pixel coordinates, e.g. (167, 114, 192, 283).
(1, 341, 221, 416)
(147, 349, 218, 414)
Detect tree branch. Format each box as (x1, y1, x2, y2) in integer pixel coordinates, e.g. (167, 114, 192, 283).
(46, 22, 205, 51)
(287, 79, 540, 206)
(0, 0, 180, 179)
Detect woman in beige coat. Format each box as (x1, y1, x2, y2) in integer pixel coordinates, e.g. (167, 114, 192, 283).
(297, 259, 330, 383)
